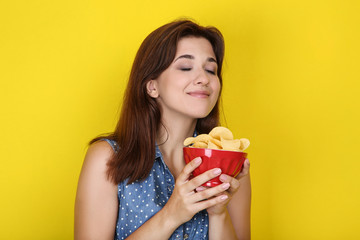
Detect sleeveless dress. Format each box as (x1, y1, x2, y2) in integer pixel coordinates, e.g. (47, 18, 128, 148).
(102, 139, 209, 240)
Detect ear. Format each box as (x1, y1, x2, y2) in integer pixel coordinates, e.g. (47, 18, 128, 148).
(146, 80, 159, 98)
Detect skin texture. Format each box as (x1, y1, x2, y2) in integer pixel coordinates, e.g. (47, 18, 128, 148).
(74, 37, 251, 240)
(147, 37, 220, 120)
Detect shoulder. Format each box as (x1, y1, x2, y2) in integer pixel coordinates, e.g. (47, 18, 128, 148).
(86, 140, 115, 161)
(76, 140, 118, 212)
(75, 140, 118, 239)
(83, 140, 117, 171)
(78, 140, 116, 187)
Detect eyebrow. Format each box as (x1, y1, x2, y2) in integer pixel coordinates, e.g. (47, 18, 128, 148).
(174, 54, 217, 64)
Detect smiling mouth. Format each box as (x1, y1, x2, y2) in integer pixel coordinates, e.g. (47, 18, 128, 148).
(187, 91, 210, 98)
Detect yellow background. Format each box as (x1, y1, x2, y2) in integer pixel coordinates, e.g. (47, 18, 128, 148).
(1, 0, 359, 239)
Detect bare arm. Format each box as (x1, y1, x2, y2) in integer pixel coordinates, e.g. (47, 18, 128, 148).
(75, 148, 230, 240)
(207, 159, 251, 240)
(74, 141, 118, 240)
(228, 174, 251, 240)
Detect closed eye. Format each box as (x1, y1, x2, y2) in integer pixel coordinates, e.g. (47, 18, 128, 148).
(181, 68, 192, 71)
(206, 69, 216, 75)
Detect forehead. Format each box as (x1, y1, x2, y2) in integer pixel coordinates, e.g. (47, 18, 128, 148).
(175, 37, 216, 58)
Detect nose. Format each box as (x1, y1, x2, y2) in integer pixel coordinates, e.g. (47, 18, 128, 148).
(194, 69, 210, 86)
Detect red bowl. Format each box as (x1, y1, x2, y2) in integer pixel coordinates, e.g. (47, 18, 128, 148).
(183, 147, 248, 187)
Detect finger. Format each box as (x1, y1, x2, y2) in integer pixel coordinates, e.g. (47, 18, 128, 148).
(237, 158, 250, 178)
(219, 174, 240, 194)
(191, 182, 230, 202)
(185, 168, 222, 191)
(177, 157, 202, 184)
(194, 193, 229, 211)
(195, 186, 207, 192)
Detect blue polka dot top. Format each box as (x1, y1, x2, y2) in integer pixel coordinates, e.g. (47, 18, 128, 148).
(102, 139, 209, 240)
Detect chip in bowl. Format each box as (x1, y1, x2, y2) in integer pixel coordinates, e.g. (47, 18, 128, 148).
(183, 126, 250, 187)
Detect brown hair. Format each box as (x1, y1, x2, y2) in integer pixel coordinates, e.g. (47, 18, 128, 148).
(90, 19, 225, 184)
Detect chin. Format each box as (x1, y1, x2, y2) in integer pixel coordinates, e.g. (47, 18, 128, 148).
(186, 108, 214, 119)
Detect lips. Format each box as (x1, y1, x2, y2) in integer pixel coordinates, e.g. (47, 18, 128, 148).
(187, 91, 210, 98)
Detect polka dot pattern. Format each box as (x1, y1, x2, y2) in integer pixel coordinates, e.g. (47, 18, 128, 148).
(102, 139, 209, 240)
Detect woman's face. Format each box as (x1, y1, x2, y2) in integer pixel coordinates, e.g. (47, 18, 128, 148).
(148, 37, 221, 120)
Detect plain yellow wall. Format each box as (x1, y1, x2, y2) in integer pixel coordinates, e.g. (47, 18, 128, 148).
(1, 0, 359, 239)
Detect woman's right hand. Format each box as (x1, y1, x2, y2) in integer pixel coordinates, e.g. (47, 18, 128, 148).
(162, 157, 231, 227)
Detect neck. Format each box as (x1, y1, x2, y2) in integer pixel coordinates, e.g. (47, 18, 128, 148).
(156, 113, 197, 178)
(157, 119, 196, 152)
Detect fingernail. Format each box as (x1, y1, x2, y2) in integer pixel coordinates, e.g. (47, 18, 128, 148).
(220, 195, 228, 200)
(195, 157, 202, 164)
(220, 174, 228, 182)
(213, 168, 222, 175)
(222, 183, 230, 189)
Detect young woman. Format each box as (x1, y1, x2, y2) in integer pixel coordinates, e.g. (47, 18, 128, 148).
(75, 20, 251, 240)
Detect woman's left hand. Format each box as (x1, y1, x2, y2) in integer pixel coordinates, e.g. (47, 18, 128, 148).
(197, 158, 250, 215)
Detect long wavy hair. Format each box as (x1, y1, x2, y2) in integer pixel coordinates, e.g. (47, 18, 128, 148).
(91, 19, 225, 184)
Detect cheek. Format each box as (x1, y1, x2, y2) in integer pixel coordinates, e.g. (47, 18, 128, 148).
(213, 80, 221, 97)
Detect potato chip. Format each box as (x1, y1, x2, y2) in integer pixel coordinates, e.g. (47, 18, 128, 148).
(209, 137, 222, 148)
(183, 126, 250, 152)
(193, 141, 208, 148)
(195, 134, 212, 143)
(183, 134, 212, 146)
(208, 141, 221, 149)
(239, 138, 250, 151)
(221, 138, 241, 151)
(183, 137, 195, 146)
(209, 126, 233, 140)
